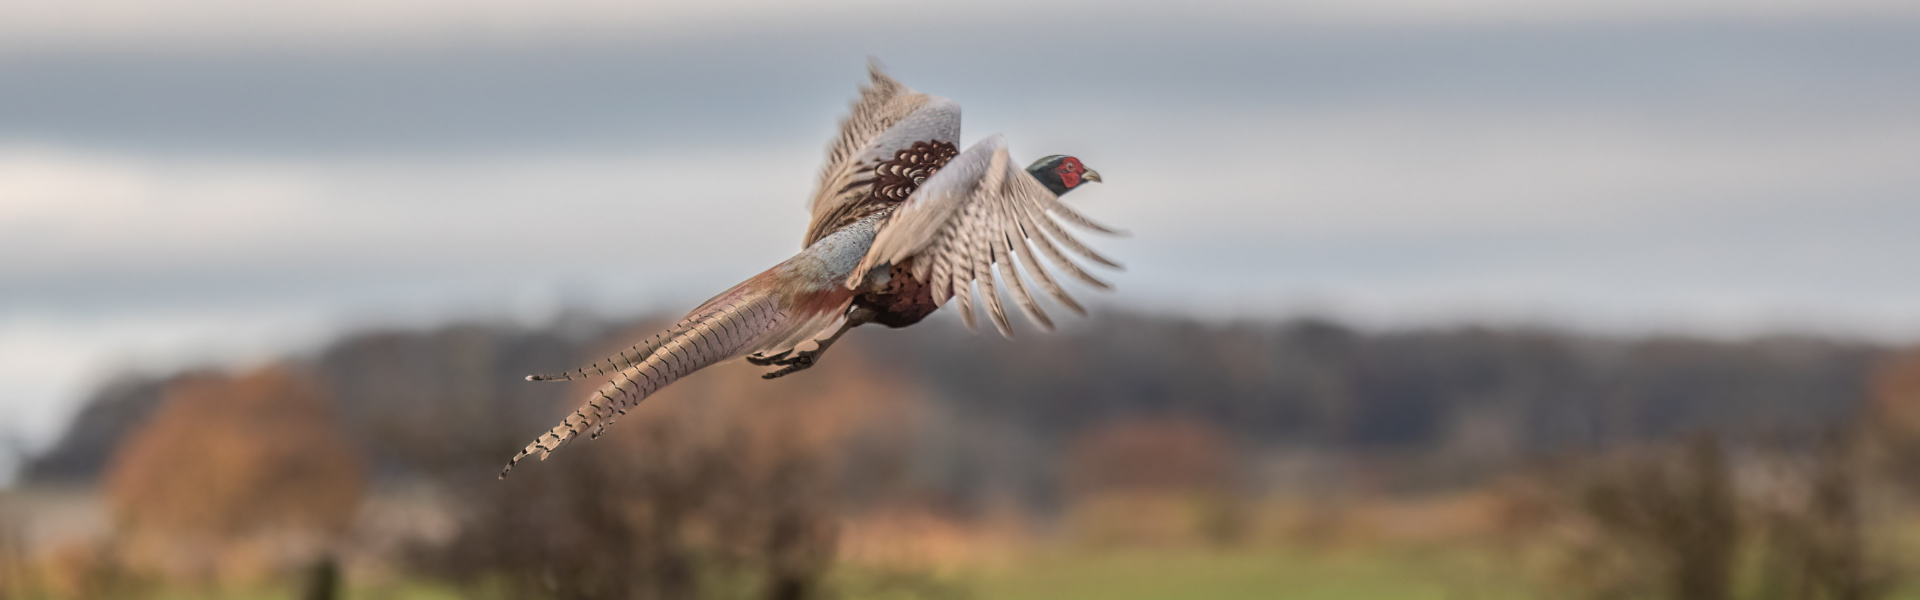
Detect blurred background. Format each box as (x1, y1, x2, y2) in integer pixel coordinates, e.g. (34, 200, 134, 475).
(4, 0, 1920, 598)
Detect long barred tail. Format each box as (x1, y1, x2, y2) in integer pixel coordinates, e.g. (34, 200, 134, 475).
(524, 325, 686, 383)
(501, 290, 787, 478)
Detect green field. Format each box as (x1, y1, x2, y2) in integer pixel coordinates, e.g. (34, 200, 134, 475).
(33, 540, 1920, 600)
(837, 546, 1535, 600)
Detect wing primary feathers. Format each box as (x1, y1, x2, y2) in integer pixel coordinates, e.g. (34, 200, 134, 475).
(1001, 196, 1087, 315)
(1013, 199, 1112, 290)
(969, 201, 1014, 337)
(952, 201, 996, 332)
(1019, 197, 1124, 271)
(984, 187, 1047, 326)
(927, 228, 957, 306)
(978, 241, 1014, 337)
(949, 214, 980, 331)
(990, 195, 1054, 330)
(951, 203, 983, 324)
(860, 135, 1120, 331)
(1037, 193, 1127, 237)
(953, 280, 977, 331)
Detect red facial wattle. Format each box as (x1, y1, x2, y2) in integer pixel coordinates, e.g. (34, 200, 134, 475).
(1056, 157, 1084, 188)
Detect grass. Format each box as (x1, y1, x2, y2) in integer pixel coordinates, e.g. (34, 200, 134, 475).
(840, 545, 1536, 600)
(51, 540, 1920, 600)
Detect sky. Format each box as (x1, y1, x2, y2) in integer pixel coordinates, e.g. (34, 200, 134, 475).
(2, 0, 1919, 478)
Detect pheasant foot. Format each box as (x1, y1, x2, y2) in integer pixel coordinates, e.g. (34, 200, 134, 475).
(757, 305, 877, 379)
(760, 349, 820, 379)
(745, 350, 791, 366)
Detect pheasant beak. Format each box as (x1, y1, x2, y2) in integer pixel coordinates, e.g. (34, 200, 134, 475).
(1082, 169, 1103, 184)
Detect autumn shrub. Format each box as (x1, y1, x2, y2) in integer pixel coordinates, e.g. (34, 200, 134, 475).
(0, 504, 24, 600)
(415, 337, 920, 600)
(103, 365, 364, 584)
(1062, 418, 1245, 547)
(1513, 432, 1899, 600)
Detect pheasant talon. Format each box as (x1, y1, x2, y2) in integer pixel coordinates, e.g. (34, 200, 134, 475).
(761, 352, 818, 379)
(760, 350, 818, 378)
(745, 350, 790, 366)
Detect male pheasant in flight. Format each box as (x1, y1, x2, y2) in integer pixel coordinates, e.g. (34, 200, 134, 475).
(502, 65, 1120, 476)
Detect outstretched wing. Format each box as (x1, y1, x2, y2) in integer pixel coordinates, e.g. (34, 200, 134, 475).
(848, 135, 1122, 337)
(803, 63, 962, 247)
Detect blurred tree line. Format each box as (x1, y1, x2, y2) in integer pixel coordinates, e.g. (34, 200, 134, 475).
(9, 312, 1895, 599)
(26, 313, 1878, 500)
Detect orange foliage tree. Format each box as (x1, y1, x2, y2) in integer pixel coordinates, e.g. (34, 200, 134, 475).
(424, 331, 920, 600)
(104, 365, 364, 579)
(1867, 349, 1920, 487)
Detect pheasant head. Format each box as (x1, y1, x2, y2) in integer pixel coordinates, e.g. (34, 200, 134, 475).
(1027, 155, 1102, 196)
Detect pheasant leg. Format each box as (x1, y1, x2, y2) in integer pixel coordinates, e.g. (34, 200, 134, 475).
(761, 305, 878, 379)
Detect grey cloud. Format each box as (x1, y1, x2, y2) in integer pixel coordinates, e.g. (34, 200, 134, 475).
(0, 19, 1913, 155)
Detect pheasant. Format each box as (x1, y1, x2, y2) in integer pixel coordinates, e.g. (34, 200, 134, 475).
(501, 65, 1120, 477)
